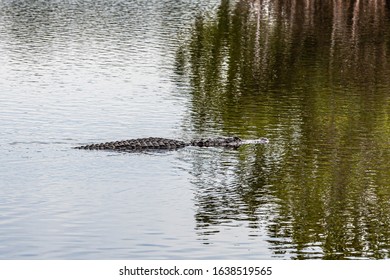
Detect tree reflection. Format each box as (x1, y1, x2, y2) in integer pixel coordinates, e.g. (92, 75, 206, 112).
(177, 0, 390, 259)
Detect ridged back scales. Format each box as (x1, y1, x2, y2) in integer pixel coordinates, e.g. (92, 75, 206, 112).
(75, 137, 186, 151)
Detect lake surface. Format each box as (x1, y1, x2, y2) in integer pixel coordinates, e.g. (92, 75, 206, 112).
(0, 0, 389, 259)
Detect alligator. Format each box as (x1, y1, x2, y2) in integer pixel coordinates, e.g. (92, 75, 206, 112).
(74, 136, 269, 152)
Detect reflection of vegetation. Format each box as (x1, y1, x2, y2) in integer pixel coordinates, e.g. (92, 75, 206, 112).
(177, 0, 390, 259)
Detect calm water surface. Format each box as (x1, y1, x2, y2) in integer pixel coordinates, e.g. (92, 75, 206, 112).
(0, 0, 389, 259)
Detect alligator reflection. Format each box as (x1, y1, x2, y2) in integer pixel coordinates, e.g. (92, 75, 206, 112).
(176, 0, 390, 259)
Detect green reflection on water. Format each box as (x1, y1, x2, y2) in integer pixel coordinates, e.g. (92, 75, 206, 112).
(177, 0, 390, 259)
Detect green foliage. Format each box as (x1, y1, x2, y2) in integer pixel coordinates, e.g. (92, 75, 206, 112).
(177, 0, 390, 259)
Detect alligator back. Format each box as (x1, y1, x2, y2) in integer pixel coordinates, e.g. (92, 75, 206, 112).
(75, 137, 187, 151)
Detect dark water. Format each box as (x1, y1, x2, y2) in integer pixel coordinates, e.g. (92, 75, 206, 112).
(0, 0, 389, 259)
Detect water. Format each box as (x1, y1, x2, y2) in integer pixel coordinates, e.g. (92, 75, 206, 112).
(0, 0, 389, 259)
